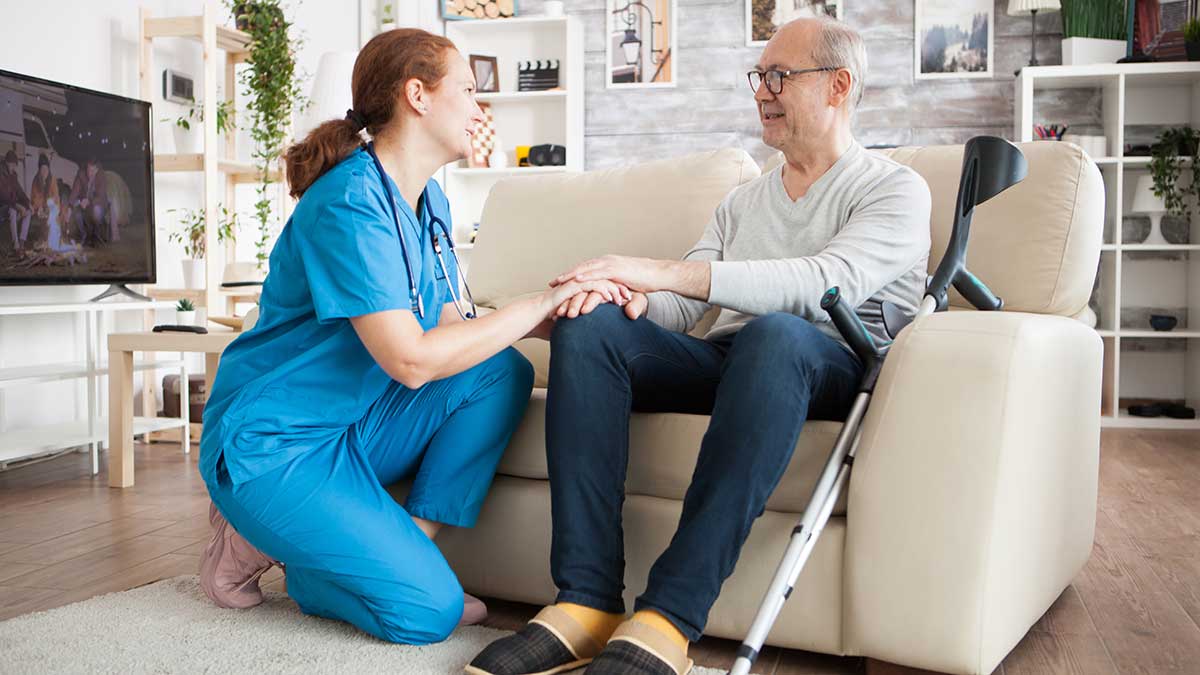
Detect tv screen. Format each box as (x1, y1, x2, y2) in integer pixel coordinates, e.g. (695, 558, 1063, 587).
(0, 69, 155, 286)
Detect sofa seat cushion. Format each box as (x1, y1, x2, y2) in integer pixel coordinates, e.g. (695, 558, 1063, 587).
(498, 389, 848, 515)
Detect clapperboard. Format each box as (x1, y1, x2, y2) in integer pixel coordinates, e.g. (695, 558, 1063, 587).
(517, 60, 560, 92)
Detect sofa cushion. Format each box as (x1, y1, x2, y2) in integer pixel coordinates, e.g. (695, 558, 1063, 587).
(468, 148, 762, 308)
(498, 389, 848, 515)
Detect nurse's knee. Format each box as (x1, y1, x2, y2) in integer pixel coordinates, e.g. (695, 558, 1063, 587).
(375, 571, 464, 644)
(484, 347, 534, 398)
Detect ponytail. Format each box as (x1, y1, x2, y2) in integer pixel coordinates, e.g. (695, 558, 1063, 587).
(283, 28, 456, 198)
(284, 118, 363, 199)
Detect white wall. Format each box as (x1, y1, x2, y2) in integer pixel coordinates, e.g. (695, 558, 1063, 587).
(0, 0, 357, 438)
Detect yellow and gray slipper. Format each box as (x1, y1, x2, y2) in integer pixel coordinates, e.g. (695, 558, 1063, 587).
(585, 621, 694, 675)
(465, 605, 603, 675)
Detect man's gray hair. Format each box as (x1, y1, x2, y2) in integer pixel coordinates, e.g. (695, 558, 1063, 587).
(811, 16, 868, 110)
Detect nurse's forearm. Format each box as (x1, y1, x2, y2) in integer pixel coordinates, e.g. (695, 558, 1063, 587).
(411, 295, 549, 385)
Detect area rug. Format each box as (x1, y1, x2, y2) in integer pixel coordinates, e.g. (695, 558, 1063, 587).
(0, 576, 751, 674)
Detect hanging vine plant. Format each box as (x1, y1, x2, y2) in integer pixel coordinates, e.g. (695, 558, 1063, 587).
(229, 0, 306, 270)
(1149, 127, 1200, 217)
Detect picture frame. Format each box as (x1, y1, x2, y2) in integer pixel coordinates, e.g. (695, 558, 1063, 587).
(746, 0, 842, 47)
(606, 0, 677, 89)
(442, 0, 518, 21)
(914, 0, 993, 80)
(1128, 0, 1192, 62)
(469, 55, 499, 93)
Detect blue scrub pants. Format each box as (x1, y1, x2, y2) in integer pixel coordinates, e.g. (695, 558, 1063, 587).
(202, 348, 534, 645)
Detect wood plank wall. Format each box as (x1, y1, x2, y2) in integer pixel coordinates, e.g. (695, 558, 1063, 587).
(507, 0, 1094, 169)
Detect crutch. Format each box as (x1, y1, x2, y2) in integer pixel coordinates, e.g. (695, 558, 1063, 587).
(729, 136, 1028, 675)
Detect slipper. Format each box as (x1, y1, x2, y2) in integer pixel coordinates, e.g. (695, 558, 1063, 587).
(585, 620, 694, 675)
(460, 593, 488, 626)
(465, 605, 602, 675)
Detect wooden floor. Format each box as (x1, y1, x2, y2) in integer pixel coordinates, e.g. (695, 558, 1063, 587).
(0, 429, 1197, 674)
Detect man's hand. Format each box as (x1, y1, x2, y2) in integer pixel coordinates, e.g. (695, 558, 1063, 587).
(556, 290, 648, 321)
(550, 255, 666, 293)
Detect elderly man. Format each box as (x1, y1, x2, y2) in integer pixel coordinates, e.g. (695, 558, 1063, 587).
(469, 17, 931, 675)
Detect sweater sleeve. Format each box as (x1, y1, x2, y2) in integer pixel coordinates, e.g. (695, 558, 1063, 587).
(645, 197, 728, 333)
(706, 167, 931, 322)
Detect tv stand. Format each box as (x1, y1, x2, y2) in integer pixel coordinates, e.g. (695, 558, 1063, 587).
(90, 284, 152, 303)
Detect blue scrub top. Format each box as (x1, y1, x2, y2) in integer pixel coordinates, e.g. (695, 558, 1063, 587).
(200, 146, 458, 485)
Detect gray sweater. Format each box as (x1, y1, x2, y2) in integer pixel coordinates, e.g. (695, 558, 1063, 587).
(646, 142, 932, 349)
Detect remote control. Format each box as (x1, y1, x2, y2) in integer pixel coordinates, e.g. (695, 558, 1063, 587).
(153, 324, 209, 334)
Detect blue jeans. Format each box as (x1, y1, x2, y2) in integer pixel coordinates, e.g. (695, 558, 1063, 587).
(547, 305, 863, 641)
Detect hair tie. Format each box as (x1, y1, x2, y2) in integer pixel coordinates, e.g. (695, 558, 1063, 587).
(345, 108, 367, 131)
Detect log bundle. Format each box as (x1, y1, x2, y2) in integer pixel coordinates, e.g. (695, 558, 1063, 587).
(444, 0, 516, 19)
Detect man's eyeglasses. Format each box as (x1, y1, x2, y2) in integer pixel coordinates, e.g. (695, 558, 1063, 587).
(747, 67, 839, 95)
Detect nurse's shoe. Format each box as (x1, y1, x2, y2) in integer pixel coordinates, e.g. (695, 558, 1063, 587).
(460, 592, 488, 626)
(199, 502, 277, 609)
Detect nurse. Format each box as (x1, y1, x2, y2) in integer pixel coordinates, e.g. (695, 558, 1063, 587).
(196, 28, 626, 645)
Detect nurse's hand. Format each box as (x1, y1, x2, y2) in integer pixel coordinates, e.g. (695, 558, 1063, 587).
(540, 279, 628, 320)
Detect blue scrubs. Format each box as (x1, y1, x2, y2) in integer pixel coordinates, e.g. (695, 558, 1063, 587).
(199, 147, 533, 644)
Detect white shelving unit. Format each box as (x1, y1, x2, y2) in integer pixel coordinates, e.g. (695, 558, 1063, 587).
(0, 300, 186, 471)
(1016, 62, 1200, 428)
(442, 15, 584, 244)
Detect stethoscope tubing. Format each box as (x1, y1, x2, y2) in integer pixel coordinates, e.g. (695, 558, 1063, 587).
(366, 141, 476, 321)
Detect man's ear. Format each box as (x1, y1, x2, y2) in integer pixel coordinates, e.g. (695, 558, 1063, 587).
(829, 68, 853, 109)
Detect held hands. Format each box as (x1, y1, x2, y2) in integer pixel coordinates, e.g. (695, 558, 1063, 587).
(549, 255, 665, 294)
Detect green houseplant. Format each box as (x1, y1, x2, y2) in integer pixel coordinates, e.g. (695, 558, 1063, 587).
(175, 298, 197, 326)
(167, 205, 239, 289)
(228, 0, 306, 271)
(1185, 17, 1200, 61)
(1149, 127, 1200, 218)
(164, 100, 236, 154)
(1059, 0, 1127, 65)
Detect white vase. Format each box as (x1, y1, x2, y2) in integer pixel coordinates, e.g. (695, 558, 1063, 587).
(172, 124, 201, 155)
(181, 259, 205, 290)
(176, 310, 196, 326)
(1061, 38, 1127, 66)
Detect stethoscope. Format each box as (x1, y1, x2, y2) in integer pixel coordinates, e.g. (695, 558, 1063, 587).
(365, 141, 477, 321)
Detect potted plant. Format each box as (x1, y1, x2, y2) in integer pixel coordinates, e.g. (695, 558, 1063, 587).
(1060, 0, 1127, 66)
(1186, 17, 1200, 61)
(381, 3, 397, 31)
(1149, 126, 1200, 218)
(167, 205, 239, 289)
(227, 0, 305, 271)
(176, 298, 197, 326)
(164, 100, 236, 155)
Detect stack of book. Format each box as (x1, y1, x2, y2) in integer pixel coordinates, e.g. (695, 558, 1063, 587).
(518, 60, 560, 91)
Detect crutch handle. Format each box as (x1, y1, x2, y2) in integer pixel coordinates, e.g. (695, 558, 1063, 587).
(821, 286, 881, 368)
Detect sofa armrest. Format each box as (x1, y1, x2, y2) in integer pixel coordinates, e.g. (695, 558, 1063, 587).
(843, 311, 1102, 675)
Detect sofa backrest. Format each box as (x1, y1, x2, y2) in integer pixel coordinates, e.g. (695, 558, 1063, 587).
(765, 141, 1104, 316)
(468, 148, 762, 308)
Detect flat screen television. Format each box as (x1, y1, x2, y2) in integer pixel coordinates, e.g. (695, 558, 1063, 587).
(0, 69, 155, 300)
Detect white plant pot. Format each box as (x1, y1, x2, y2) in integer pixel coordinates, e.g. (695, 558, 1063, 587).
(1061, 38, 1127, 66)
(172, 124, 201, 155)
(176, 310, 196, 326)
(181, 259, 205, 290)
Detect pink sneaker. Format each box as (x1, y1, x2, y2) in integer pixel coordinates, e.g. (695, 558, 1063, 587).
(460, 592, 488, 626)
(199, 502, 277, 609)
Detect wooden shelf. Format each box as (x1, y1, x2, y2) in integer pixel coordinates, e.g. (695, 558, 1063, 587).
(0, 417, 188, 467)
(154, 153, 280, 183)
(143, 16, 251, 54)
(445, 15, 568, 29)
(475, 90, 567, 103)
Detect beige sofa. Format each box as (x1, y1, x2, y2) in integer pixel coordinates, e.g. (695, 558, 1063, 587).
(398, 142, 1104, 674)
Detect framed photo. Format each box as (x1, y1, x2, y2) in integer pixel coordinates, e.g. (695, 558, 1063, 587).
(442, 0, 517, 21)
(915, 0, 993, 79)
(470, 55, 499, 92)
(607, 0, 677, 88)
(1129, 0, 1191, 62)
(746, 0, 842, 47)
